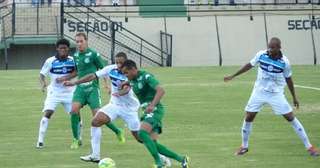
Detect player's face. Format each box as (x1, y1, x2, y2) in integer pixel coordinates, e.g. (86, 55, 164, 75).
(75, 36, 87, 52)
(268, 40, 281, 56)
(122, 67, 137, 80)
(115, 57, 126, 69)
(57, 44, 69, 58)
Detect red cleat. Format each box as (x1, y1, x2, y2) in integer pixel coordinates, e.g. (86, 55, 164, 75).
(235, 146, 249, 156)
(307, 146, 319, 157)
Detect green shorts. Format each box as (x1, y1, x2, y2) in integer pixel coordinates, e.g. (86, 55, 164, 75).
(141, 104, 165, 134)
(72, 86, 101, 110)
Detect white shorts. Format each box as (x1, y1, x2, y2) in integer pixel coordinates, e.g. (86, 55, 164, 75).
(99, 103, 140, 131)
(245, 89, 293, 115)
(43, 93, 73, 113)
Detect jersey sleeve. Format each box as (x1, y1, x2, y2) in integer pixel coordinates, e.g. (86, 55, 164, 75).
(94, 52, 107, 69)
(283, 58, 292, 78)
(145, 73, 160, 90)
(95, 65, 114, 78)
(40, 58, 51, 76)
(250, 51, 263, 66)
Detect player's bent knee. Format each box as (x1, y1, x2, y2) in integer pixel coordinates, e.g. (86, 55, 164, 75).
(132, 131, 143, 143)
(283, 112, 294, 122)
(245, 112, 257, 122)
(44, 110, 54, 119)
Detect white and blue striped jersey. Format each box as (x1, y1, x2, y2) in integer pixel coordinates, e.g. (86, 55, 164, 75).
(250, 50, 292, 93)
(40, 56, 76, 94)
(95, 64, 140, 109)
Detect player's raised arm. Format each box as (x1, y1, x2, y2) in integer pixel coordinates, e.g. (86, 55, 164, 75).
(64, 73, 97, 86)
(115, 82, 131, 96)
(56, 70, 77, 83)
(224, 63, 253, 82)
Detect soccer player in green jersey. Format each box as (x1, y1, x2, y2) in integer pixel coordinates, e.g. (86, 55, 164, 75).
(121, 60, 190, 168)
(57, 32, 124, 149)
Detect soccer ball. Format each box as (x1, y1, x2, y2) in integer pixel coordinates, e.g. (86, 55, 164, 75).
(98, 158, 116, 168)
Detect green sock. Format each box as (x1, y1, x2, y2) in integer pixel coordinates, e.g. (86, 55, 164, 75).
(155, 141, 184, 162)
(70, 113, 80, 139)
(105, 122, 121, 134)
(138, 130, 162, 165)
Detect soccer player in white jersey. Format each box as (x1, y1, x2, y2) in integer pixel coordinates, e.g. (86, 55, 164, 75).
(63, 53, 140, 160)
(37, 39, 76, 148)
(224, 37, 319, 156)
(64, 52, 172, 166)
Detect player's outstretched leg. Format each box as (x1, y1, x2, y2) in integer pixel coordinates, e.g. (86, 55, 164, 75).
(283, 112, 319, 156)
(70, 102, 82, 149)
(92, 107, 125, 144)
(235, 112, 257, 156)
(37, 110, 54, 149)
(80, 112, 112, 163)
(138, 123, 163, 167)
(154, 141, 189, 168)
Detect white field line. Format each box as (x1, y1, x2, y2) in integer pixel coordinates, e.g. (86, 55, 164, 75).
(295, 85, 320, 91)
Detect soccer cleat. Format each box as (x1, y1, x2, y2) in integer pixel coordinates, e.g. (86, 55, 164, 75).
(80, 154, 100, 163)
(181, 156, 190, 168)
(36, 142, 44, 149)
(307, 146, 319, 157)
(70, 139, 80, 149)
(116, 129, 126, 144)
(235, 146, 249, 156)
(160, 154, 172, 167)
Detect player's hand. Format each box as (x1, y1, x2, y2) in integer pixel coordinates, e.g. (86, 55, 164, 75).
(146, 104, 155, 113)
(293, 98, 299, 109)
(56, 76, 67, 83)
(224, 75, 234, 82)
(63, 81, 75, 86)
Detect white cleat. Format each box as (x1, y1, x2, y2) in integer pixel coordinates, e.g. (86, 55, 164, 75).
(80, 154, 100, 163)
(160, 154, 172, 167)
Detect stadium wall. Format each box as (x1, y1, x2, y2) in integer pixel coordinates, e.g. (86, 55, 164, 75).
(0, 44, 56, 69)
(2, 10, 320, 69)
(107, 15, 318, 66)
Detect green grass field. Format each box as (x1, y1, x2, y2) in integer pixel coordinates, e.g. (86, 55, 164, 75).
(0, 65, 319, 168)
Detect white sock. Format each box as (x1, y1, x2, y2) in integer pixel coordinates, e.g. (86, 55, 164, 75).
(241, 120, 252, 148)
(38, 117, 49, 143)
(290, 118, 312, 149)
(91, 127, 102, 158)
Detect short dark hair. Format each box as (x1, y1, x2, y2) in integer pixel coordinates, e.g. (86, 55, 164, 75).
(122, 60, 137, 69)
(270, 37, 281, 45)
(56, 38, 70, 48)
(75, 32, 87, 40)
(115, 52, 127, 59)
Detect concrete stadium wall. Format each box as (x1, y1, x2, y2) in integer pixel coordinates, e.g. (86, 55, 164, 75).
(3, 13, 320, 69)
(106, 14, 319, 66)
(0, 44, 56, 70)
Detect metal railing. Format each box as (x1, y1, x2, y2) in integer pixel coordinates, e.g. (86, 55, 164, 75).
(62, 1, 171, 67)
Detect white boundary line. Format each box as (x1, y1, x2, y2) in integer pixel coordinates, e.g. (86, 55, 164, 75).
(295, 85, 320, 91)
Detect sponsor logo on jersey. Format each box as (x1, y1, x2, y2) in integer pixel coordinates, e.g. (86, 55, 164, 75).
(85, 52, 92, 56)
(267, 65, 274, 71)
(84, 58, 90, 63)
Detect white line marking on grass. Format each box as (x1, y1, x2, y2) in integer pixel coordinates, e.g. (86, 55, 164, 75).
(295, 85, 320, 91)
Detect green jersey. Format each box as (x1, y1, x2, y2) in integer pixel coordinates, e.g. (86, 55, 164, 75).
(73, 48, 106, 88)
(130, 70, 161, 106)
